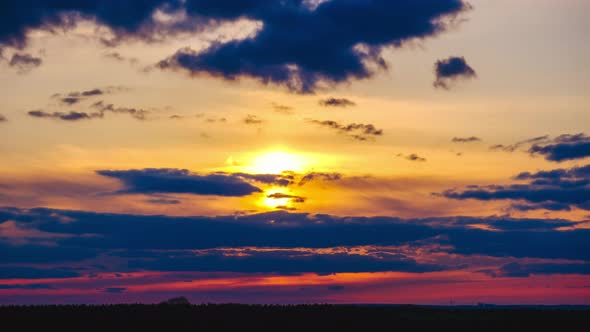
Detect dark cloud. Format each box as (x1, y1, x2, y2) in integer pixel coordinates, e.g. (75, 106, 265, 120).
(103, 52, 138, 64)
(489, 135, 550, 152)
(298, 172, 342, 186)
(452, 136, 481, 143)
(0, 0, 186, 49)
(441, 164, 590, 211)
(244, 114, 263, 125)
(8, 52, 42, 73)
(0, 283, 54, 290)
(103, 287, 127, 294)
(0, 1, 468, 91)
(27, 110, 104, 121)
(125, 248, 443, 274)
(145, 198, 182, 205)
(91, 101, 151, 120)
(0, 266, 80, 280)
(0, 114, 7, 122)
(529, 133, 590, 162)
(0, 242, 98, 264)
(156, 0, 470, 93)
(229, 172, 295, 186)
(267, 193, 306, 204)
(96, 168, 263, 197)
(319, 98, 356, 108)
(433, 56, 477, 89)
(480, 262, 590, 278)
(309, 120, 383, 141)
(405, 154, 427, 162)
(1, 207, 587, 263)
(54, 88, 106, 105)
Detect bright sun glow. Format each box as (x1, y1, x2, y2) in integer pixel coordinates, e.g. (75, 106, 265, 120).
(262, 188, 291, 209)
(250, 151, 306, 174)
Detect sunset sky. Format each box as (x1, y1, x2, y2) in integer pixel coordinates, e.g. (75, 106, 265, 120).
(0, 0, 589, 305)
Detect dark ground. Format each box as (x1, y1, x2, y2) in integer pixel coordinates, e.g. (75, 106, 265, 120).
(1, 304, 588, 331)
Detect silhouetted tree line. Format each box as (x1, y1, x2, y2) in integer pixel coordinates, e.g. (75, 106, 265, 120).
(0, 303, 587, 331)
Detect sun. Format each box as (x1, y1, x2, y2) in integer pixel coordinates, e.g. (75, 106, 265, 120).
(249, 150, 306, 174)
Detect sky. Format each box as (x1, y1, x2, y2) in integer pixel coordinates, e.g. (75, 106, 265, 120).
(0, 0, 589, 305)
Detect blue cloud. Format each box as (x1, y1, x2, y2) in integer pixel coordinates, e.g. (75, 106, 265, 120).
(96, 168, 263, 197)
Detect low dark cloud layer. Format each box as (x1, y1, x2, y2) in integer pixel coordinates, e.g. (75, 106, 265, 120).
(441, 164, 590, 211)
(433, 56, 477, 89)
(125, 248, 442, 274)
(481, 262, 590, 278)
(0, 207, 587, 277)
(309, 120, 383, 141)
(96, 168, 263, 197)
(319, 98, 356, 108)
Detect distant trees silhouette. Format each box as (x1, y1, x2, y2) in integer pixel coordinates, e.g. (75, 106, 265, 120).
(0, 303, 587, 331)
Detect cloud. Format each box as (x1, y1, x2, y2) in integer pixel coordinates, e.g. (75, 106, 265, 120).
(125, 247, 443, 274)
(244, 114, 264, 125)
(433, 56, 477, 89)
(0, 1, 469, 92)
(0, 1, 185, 49)
(103, 52, 138, 64)
(298, 172, 342, 186)
(440, 164, 590, 211)
(2, 207, 587, 263)
(0, 283, 54, 290)
(480, 262, 590, 278)
(529, 133, 590, 162)
(489, 135, 550, 152)
(319, 98, 356, 108)
(271, 103, 294, 115)
(103, 287, 127, 294)
(53, 88, 109, 105)
(452, 136, 481, 143)
(96, 168, 263, 197)
(0, 114, 7, 122)
(0, 206, 588, 279)
(405, 154, 427, 162)
(309, 120, 383, 141)
(28, 110, 104, 121)
(90, 101, 151, 121)
(229, 172, 295, 187)
(8, 53, 42, 73)
(145, 198, 182, 205)
(156, 0, 470, 93)
(267, 193, 306, 204)
(0, 266, 80, 279)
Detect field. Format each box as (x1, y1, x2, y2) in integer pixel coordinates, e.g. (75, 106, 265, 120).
(1, 304, 588, 331)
